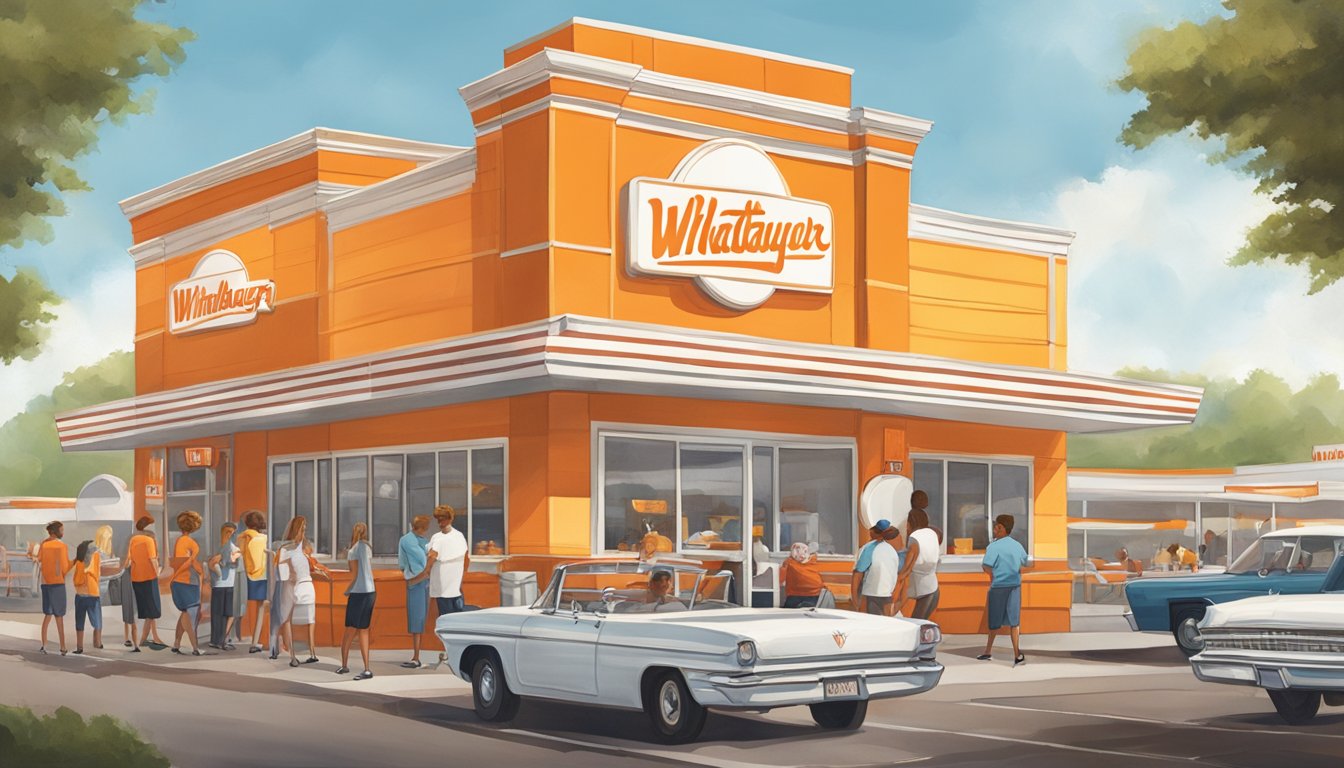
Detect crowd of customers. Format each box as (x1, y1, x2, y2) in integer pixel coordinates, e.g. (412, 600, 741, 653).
(31, 504, 469, 681)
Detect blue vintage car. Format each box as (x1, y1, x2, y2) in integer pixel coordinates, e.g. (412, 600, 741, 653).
(1123, 525, 1344, 655)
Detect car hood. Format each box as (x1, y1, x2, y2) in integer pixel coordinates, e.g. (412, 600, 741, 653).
(1202, 593, 1344, 630)
(645, 608, 926, 659)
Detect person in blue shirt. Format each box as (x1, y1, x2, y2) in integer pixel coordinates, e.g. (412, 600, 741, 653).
(979, 514, 1029, 665)
(397, 515, 433, 669)
(850, 519, 891, 613)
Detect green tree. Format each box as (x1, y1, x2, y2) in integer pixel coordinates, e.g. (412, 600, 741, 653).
(0, 268, 58, 363)
(1119, 0, 1344, 293)
(1068, 368, 1344, 469)
(0, 350, 133, 496)
(0, 0, 192, 358)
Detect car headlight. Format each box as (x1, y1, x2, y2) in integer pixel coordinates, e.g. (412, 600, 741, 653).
(736, 640, 757, 666)
(919, 624, 941, 646)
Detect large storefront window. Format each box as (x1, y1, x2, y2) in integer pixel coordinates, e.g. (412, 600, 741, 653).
(270, 441, 506, 559)
(599, 432, 854, 556)
(1068, 500, 1196, 571)
(914, 456, 1031, 554)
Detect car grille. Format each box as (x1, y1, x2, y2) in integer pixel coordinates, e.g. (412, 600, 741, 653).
(1200, 628, 1344, 654)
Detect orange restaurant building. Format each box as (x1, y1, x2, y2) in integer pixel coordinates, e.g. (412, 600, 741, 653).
(56, 19, 1202, 646)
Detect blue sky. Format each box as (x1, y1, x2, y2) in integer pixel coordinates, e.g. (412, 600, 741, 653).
(4, 0, 1340, 421)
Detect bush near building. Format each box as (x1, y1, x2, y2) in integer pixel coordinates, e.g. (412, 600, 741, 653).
(0, 704, 168, 768)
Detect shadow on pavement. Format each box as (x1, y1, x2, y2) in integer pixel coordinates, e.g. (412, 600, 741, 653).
(944, 645, 1189, 666)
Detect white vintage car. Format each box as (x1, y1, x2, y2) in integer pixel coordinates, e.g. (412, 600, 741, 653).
(434, 560, 944, 743)
(1190, 592, 1344, 724)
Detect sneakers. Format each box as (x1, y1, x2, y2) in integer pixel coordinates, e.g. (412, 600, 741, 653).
(248, 645, 263, 654)
(976, 654, 992, 661)
(335, 666, 350, 675)
(303, 656, 319, 664)
(353, 670, 374, 681)
(1014, 654, 1026, 666)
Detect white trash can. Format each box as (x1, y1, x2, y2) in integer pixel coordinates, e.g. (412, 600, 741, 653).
(499, 571, 538, 607)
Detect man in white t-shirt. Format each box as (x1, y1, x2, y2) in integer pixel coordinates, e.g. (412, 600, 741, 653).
(860, 527, 902, 616)
(428, 505, 469, 616)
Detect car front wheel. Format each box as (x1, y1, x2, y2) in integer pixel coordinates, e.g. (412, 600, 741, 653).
(810, 700, 868, 729)
(645, 671, 707, 744)
(472, 653, 521, 722)
(1268, 690, 1321, 725)
(1171, 606, 1206, 657)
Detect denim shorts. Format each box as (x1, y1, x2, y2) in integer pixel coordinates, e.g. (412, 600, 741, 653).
(75, 595, 102, 631)
(986, 585, 1022, 630)
(41, 584, 67, 617)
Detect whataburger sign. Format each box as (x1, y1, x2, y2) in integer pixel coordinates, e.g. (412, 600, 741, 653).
(625, 140, 834, 310)
(168, 249, 275, 335)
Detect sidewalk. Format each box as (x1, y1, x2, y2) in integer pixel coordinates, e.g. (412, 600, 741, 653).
(1, 601, 1180, 696)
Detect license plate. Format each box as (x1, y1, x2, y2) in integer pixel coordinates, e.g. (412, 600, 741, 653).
(823, 678, 859, 699)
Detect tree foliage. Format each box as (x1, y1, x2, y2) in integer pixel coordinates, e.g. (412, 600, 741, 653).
(0, 704, 169, 768)
(0, 350, 133, 496)
(0, 0, 192, 248)
(1069, 368, 1344, 469)
(1119, 0, 1344, 293)
(0, 267, 58, 363)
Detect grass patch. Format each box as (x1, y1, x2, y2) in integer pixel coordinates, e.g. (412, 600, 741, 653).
(0, 704, 169, 768)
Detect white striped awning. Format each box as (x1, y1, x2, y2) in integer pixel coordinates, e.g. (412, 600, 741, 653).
(56, 314, 1202, 451)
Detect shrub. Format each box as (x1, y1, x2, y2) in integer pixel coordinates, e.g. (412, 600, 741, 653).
(0, 705, 169, 768)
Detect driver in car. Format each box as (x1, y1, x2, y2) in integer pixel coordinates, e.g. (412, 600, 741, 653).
(642, 570, 686, 611)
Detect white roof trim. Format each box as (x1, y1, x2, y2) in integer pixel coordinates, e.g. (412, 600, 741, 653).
(849, 107, 933, 144)
(56, 315, 1201, 452)
(128, 181, 356, 268)
(505, 17, 854, 75)
(326, 151, 477, 233)
(120, 128, 466, 219)
(910, 204, 1074, 259)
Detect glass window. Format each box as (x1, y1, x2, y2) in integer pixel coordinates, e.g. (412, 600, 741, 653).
(914, 459, 945, 536)
(751, 446, 774, 549)
(336, 456, 368, 557)
(947, 462, 989, 553)
(471, 447, 506, 554)
(1075, 500, 1194, 571)
(372, 455, 403, 557)
(779, 448, 853, 556)
(169, 448, 207, 493)
(271, 463, 293, 538)
(1229, 503, 1271, 564)
(438, 451, 468, 514)
(294, 460, 314, 545)
(992, 464, 1031, 552)
(1296, 536, 1340, 573)
(679, 444, 744, 551)
(603, 437, 676, 552)
(316, 459, 332, 555)
(407, 452, 436, 524)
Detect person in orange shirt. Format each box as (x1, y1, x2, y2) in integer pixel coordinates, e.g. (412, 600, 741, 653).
(72, 539, 103, 654)
(170, 510, 206, 656)
(38, 520, 73, 655)
(781, 542, 825, 608)
(128, 514, 167, 651)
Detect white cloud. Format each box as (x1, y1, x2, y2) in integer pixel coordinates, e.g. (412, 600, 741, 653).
(0, 266, 135, 425)
(1055, 137, 1344, 386)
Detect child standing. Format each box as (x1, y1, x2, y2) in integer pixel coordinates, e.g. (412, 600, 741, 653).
(73, 540, 104, 653)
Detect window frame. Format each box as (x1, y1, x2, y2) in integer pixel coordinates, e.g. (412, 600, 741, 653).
(592, 423, 858, 558)
(268, 438, 508, 561)
(911, 452, 1035, 561)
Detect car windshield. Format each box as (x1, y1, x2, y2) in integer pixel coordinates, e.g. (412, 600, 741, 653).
(1227, 537, 1298, 574)
(531, 561, 735, 613)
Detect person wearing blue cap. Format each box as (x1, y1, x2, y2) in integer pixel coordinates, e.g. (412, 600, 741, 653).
(850, 519, 890, 613)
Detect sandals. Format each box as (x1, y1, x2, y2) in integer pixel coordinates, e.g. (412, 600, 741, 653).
(335, 666, 350, 675)
(1014, 654, 1026, 666)
(74, 649, 84, 655)
(289, 659, 300, 668)
(303, 656, 319, 664)
(248, 645, 263, 654)
(353, 670, 373, 681)
(123, 640, 133, 648)
(38, 647, 47, 655)
(976, 654, 992, 661)
(130, 647, 142, 653)
(400, 660, 423, 669)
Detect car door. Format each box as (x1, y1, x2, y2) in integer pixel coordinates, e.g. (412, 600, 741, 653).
(515, 604, 601, 696)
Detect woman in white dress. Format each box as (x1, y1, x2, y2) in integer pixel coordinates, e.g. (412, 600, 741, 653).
(275, 516, 330, 667)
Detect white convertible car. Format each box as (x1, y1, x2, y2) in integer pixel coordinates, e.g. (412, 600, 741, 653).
(435, 560, 944, 743)
(1190, 592, 1344, 724)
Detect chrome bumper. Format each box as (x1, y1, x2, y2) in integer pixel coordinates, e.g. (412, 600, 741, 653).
(1191, 652, 1344, 692)
(684, 660, 943, 709)
(1123, 611, 1140, 632)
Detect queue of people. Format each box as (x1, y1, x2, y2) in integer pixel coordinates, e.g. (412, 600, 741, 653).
(30, 504, 470, 682)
